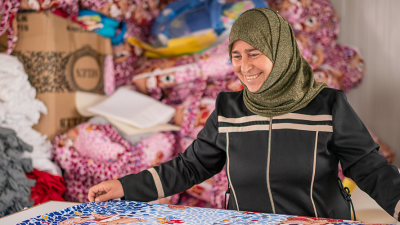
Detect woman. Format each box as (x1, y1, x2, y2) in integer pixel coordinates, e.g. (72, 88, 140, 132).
(88, 8, 400, 220)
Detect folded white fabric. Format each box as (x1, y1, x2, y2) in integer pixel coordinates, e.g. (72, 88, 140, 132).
(0, 54, 61, 176)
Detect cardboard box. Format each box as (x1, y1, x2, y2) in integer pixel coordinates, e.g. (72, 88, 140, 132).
(11, 12, 112, 140)
(0, 31, 8, 53)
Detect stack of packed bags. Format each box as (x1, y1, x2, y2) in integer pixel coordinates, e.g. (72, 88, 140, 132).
(0, 0, 178, 89)
(50, 0, 262, 208)
(0, 54, 66, 213)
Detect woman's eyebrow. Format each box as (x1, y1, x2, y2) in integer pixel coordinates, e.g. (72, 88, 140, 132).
(244, 49, 258, 53)
(231, 49, 258, 54)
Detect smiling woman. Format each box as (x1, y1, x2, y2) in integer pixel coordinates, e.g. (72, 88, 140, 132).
(228, 8, 326, 118)
(88, 7, 400, 222)
(231, 40, 273, 92)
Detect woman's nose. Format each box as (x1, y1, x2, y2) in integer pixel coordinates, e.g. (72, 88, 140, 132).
(241, 57, 253, 73)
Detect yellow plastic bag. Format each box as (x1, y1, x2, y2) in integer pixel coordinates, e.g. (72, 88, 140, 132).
(128, 31, 217, 58)
(342, 177, 357, 194)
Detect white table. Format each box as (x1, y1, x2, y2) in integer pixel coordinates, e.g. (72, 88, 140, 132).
(352, 186, 400, 224)
(0, 201, 80, 224)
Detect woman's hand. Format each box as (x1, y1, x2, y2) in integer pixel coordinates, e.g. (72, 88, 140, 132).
(88, 180, 124, 202)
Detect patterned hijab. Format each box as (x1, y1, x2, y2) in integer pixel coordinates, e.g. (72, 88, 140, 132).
(228, 8, 327, 117)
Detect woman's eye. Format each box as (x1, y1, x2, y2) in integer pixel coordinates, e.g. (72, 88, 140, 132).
(250, 54, 259, 58)
(233, 55, 241, 60)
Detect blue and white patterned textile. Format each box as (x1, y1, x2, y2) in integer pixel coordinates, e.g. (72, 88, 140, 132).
(17, 200, 393, 225)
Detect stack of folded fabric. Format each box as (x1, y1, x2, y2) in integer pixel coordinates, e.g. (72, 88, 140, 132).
(25, 169, 65, 205)
(0, 53, 61, 176)
(0, 127, 35, 217)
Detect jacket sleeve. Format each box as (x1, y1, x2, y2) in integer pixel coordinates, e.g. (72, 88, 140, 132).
(331, 90, 400, 220)
(118, 93, 226, 202)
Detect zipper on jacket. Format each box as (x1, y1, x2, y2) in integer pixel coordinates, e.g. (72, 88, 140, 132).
(226, 132, 240, 211)
(267, 117, 276, 213)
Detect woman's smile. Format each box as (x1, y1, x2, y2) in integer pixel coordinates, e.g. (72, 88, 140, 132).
(245, 72, 262, 81)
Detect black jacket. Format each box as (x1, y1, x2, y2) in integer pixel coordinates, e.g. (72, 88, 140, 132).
(119, 88, 400, 220)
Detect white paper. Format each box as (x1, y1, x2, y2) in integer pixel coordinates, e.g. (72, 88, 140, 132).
(75, 91, 108, 117)
(87, 87, 176, 129)
(105, 116, 180, 136)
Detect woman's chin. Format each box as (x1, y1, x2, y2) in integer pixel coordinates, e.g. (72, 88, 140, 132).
(247, 85, 262, 93)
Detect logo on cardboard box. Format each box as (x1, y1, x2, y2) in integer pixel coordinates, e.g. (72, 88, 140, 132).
(67, 45, 104, 93)
(13, 45, 104, 94)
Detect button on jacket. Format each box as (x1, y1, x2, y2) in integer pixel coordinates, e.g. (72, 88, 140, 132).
(119, 88, 400, 220)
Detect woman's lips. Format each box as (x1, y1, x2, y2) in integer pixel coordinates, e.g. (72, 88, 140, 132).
(245, 72, 262, 81)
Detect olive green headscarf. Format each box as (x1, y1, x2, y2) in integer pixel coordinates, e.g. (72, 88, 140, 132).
(229, 8, 327, 117)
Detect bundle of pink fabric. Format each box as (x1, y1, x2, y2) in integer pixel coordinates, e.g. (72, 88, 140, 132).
(53, 123, 143, 202)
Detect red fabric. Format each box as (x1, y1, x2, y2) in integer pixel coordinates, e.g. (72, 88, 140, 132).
(25, 169, 66, 205)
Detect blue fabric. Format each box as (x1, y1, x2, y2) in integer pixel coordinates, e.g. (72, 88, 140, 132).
(18, 200, 369, 224)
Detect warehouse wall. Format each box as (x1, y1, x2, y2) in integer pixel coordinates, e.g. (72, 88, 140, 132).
(331, 0, 400, 167)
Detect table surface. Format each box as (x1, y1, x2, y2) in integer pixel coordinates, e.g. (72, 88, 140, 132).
(5, 200, 396, 225)
(351, 186, 400, 224)
(0, 201, 80, 224)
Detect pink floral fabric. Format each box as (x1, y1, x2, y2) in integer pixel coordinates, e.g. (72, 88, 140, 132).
(198, 52, 234, 79)
(53, 123, 144, 202)
(72, 123, 126, 162)
(1, 0, 19, 54)
(323, 44, 365, 92)
(137, 132, 176, 168)
(210, 169, 229, 209)
(104, 55, 116, 95)
(267, 0, 365, 92)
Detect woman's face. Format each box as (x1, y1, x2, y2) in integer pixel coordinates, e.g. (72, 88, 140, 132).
(231, 40, 273, 92)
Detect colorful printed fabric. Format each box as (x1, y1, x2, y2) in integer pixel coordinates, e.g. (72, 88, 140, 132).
(114, 54, 143, 88)
(266, 0, 364, 93)
(323, 44, 365, 92)
(210, 168, 229, 209)
(299, 0, 339, 51)
(1, 0, 19, 54)
(18, 200, 393, 225)
(368, 130, 395, 165)
(54, 124, 182, 204)
(75, 123, 127, 162)
(52, 123, 144, 203)
(136, 132, 176, 168)
(313, 66, 342, 90)
(103, 55, 115, 95)
(25, 169, 65, 205)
